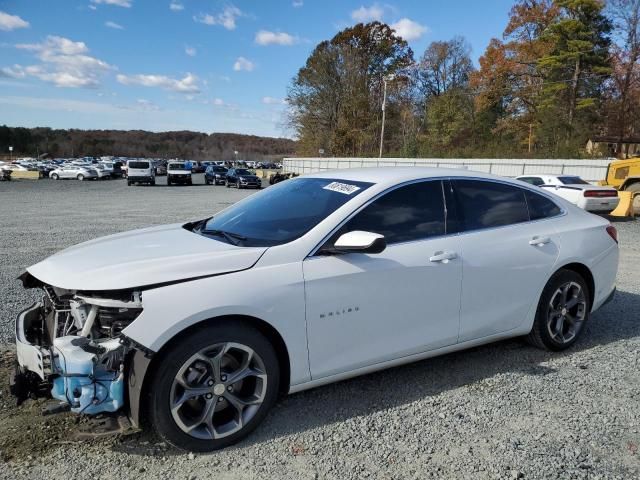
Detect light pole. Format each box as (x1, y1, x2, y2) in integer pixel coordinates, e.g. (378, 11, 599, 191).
(379, 74, 395, 160)
(8, 146, 13, 163)
(234, 150, 238, 166)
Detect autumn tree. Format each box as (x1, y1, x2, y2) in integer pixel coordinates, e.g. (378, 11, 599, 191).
(287, 22, 414, 156)
(606, 0, 640, 156)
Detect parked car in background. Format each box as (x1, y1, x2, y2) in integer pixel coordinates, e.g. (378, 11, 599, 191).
(191, 161, 206, 174)
(225, 168, 261, 189)
(167, 161, 193, 185)
(12, 168, 618, 452)
(49, 165, 98, 181)
(99, 161, 115, 178)
(204, 165, 228, 185)
(154, 161, 167, 176)
(93, 164, 111, 179)
(516, 174, 620, 214)
(127, 160, 156, 186)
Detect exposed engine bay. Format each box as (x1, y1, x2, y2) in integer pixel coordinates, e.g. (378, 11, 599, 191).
(12, 274, 144, 417)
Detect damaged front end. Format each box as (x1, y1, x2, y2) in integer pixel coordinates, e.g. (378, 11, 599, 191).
(12, 272, 144, 417)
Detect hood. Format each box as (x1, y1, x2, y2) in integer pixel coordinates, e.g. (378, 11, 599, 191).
(27, 223, 267, 291)
(239, 174, 259, 180)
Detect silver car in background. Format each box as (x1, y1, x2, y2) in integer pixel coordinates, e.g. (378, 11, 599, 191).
(49, 165, 99, 181)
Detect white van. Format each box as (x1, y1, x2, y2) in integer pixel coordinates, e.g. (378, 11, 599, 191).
(127, 160, 155, 186)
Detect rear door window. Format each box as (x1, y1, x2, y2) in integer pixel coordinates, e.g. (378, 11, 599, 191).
(452, 179, 529, 231)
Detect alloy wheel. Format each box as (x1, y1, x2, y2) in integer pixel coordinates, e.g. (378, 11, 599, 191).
(170, 342, 268, 440)
(546, 281, 586, 344)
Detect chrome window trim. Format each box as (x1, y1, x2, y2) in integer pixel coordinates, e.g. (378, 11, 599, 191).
(306, 175, 566, 258)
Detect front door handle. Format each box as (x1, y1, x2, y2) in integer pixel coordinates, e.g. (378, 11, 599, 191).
(429, 251, 457, 263)
(529, 236, 551, 246)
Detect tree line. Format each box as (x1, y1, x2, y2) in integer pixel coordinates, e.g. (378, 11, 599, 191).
(287, 0, 640, 159)
(0, 126, 296, 161)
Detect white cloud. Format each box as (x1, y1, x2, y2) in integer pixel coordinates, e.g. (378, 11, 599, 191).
(89, 5, 97, 10)
(212, 98, 225, 106)
(255, 30, 297, 46)
(0, 11, 30, 31)
(262, 96, 286, 105)
(292, 0, 303, 7)
(194, 6, 242, 30)
(116, 72, 201, 93)
(10, 36, 113, 88)
(233, 56, 254, 72)
(91, 0, 132, 7)
(0, 64, 27, 79)
(105, 21, 124, 30)
(390, 18, 428, 41)
(185, 46, 196, 57)
(351, 4, 384, 22)
(169, 2, 184, 11)
(136, 99, 160, 111)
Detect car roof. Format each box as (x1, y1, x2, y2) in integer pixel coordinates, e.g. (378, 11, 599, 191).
(305, 167, 522, 188)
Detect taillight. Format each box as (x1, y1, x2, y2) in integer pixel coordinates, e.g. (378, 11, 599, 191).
(584, 190, 618, 198)
(606, 225, 618, 244)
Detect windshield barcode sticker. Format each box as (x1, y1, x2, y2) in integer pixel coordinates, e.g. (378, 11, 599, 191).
(323, 182, 361, 195)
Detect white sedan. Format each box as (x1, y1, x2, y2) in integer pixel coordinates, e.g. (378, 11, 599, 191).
(49, 165, 98, 180)
(516, 174, 620, 213)
(13, 168, 618, 451)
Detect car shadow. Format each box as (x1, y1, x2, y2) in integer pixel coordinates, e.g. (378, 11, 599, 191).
(112, 289, 640, 457)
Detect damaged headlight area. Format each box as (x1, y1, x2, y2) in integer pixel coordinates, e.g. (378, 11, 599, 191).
(12, 274, 143, 416)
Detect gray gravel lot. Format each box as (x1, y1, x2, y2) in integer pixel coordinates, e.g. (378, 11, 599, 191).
(0, 176, 639, 479)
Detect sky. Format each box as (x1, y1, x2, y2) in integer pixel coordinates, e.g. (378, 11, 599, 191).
(0, 0, 515, 138)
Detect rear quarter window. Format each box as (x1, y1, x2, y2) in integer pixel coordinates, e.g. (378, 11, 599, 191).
(525, 190, 562, 220)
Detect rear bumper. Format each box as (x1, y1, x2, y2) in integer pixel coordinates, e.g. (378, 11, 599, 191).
(581, 197, 620, 212)
(129, 175, 155, 183)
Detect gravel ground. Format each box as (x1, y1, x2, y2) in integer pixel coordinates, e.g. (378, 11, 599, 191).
(0, 176, 639, 479)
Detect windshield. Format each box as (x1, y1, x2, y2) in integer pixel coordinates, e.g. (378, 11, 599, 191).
(129, 161, 149, 169)
(169, 163, 187, 170)
(235, 169, 252, 175)
(213, 167, 227, 172)
(200, 177, 373, 246)
(558, 176, 589, 185)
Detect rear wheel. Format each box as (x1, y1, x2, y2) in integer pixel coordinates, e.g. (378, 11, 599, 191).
(527, 269, 590, 351)
(77, 174, 84, 181)
(626, 183, 640, 212)
(51, 173, 59, 180)
(148, 323, 279, 452)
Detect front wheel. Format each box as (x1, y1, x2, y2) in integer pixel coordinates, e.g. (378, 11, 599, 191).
(148, 323, 280, 452)
(77, 174, 84, 181)
(526, 269, 590, 351)
(51, 173, 59, 180)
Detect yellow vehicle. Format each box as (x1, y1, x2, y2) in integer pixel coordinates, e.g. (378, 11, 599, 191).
(599, 157, 640, 213)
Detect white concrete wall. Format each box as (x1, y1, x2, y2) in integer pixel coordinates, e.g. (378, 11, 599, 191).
(283, 157, 612, 182)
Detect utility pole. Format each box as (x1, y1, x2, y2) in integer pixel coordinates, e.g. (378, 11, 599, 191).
(379, 74, 395, 160)
(528, 123, 533, 154)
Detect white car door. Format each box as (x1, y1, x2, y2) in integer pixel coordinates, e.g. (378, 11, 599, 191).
(304, 180, 462, 380)
(450, 179, 562, 342)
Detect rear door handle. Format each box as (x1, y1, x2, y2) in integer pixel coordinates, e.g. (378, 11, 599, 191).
(429, 251, 457, 263)
(529, 236, 551, 246)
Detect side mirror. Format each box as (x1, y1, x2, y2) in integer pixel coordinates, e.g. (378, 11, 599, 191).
(332, 231, 386, 254)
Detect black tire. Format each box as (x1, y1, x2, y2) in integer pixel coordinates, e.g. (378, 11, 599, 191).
(526, 269, 590, 351)
(148, 323, 280, 452)
(77, 174, 84, 181)
(51, 173, 59, 180)
(226, 181, 230, 188)
(151, 179, 156, 186)
(626, 183, 640, 212)
(127, 180, 132, 186)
